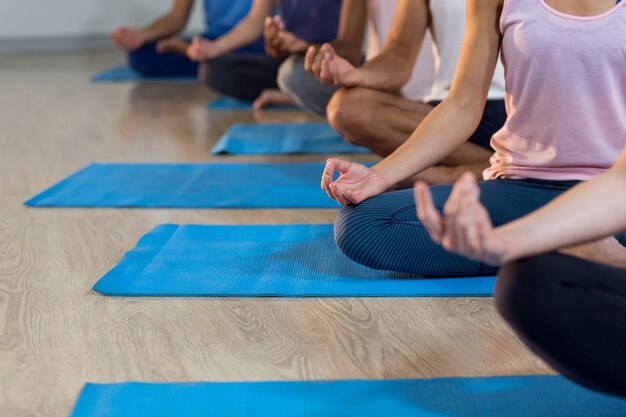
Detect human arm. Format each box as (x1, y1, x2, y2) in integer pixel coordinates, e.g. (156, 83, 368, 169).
(187, 0, 273, 61)
(313, 0, 430, 89)
(110, 0, 194, 51)
(322, 0, 504, 204)
(264, 15, 310, 57)
(415, 149, 626, 265)
(264, 0, 365, 61)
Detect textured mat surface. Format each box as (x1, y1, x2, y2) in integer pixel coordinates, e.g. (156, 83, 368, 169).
(212, 123, 367, 155)
(70, 376, 626, 417)
(25, 163, 340, 208)
(93, 224, 496, 297)
(91, 65, 196, 82)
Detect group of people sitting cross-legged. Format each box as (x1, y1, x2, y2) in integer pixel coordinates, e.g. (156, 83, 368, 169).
(111, 0, 626, 400)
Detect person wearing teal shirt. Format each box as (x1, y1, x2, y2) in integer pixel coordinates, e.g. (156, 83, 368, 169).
(110, 0, 262, 78)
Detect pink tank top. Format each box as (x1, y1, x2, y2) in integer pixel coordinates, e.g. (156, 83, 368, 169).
(484, 0, 626, 181)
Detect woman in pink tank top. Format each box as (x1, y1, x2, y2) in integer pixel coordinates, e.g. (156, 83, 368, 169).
(320, 0, 626, 398)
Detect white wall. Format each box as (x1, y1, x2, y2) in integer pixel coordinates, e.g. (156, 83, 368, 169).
(0, 0, 204, 40)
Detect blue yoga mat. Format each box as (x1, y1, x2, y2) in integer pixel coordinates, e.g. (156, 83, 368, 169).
(207, 96, 299, 111)
(70, 375, 626, 417)
(91, 65, 197, 82)
(93, 224, 495, 297)
(25, 163, 339, 209)
(212, 123, 368, 155)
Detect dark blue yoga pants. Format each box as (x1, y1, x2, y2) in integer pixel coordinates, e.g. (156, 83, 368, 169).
(128, 41, 282, 101)
(128, 41, 199, 77)
(203, 53, 284, 102)
(335, 178, 626, 276)
(497, 253, 626, 398)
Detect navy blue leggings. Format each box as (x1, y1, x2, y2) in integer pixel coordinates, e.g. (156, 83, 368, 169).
(497, 253, 626, 398)
(128, 41, 282, 101)
(128, 41, 198, 77)
(335, 179, 626, 276)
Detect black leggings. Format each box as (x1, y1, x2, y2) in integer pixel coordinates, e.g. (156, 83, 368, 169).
(496, 253, 626, 398)
(204, 53, 284, 102)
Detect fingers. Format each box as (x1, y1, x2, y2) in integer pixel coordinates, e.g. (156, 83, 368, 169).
(328, 158, 353, 174)
(186, 36, 200, 60)
(321, 158, 338, 197)
(310, 43, 332, 79)
(274, 15, 285, 30)
(318, 44, 336, 84)
(443, 173, 483, 255)
(264, 16, 282, 56)
(304, 46, 317, 73)
(321, 158, 353, 205)
(330, 184, 351, 206)
(111, 27, 137, 50)
(415, 182, 444, 243)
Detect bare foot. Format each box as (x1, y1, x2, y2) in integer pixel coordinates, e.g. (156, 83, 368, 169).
(252, 89, 295, 110)
(156, 37, 190, 55)
(561, 236, 626, 269)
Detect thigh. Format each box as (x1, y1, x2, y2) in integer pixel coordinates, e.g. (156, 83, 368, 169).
(207, 53, 283, 101)
(128, 42, 198, 77)
(335, 179, 574, 276)
(496, 253, 626, 398)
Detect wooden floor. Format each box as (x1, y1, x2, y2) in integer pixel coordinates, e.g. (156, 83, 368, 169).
(0, 51, 550, 417)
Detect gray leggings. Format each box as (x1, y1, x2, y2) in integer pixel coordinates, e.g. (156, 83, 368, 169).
(277, 55, 338, 116)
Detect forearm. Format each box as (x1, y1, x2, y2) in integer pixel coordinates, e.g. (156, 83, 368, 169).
(329, 40, 363, 66)
(140, 14, 187, 41)
(373, 97, 483, 186)
(350, 52, 414, 91)
(213, 17, 264, 54)
(331, 0, 367, 65)
(498, 168, 626, 262)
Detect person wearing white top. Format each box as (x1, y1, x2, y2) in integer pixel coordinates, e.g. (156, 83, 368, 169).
(308, 0, 506, 184)
(270, 0, 436, 117)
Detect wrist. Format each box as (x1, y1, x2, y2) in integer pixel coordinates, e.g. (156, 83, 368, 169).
(495, 227, 526, 264)
(211, 39, 227, 58)
(371, 165, 395, 190)
(295, 41, 311, 54)
(348, 68, 366, 87)
(136, 30, 151, 45)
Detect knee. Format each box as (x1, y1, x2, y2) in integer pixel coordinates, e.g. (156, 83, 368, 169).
(276, 56, 301, 96)
(334, 204, 376, 268)
(127, 49, 154, 76)
(205, 56, 238, 96)
(327, 88, 374, 146)
(333, 198, 403, 271)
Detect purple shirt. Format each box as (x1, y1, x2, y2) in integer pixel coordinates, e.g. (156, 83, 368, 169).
(281, 0, 342, 44)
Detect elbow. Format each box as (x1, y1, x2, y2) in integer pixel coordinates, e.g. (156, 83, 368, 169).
(443, 92, 485, 133)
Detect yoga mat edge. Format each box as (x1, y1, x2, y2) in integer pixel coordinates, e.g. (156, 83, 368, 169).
(93, 223, 496, 298)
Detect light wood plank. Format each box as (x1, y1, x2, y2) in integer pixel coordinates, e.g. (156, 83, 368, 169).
(0, 51, 550, 417)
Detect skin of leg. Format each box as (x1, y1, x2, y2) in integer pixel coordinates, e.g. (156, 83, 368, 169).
(327, 87, 432, 156)
(252, 89, 294, 109)
(327, 87, 492, 184)
(560, 236, 626, 269)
